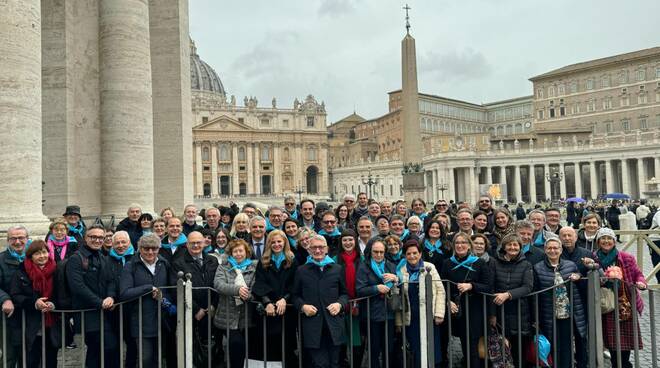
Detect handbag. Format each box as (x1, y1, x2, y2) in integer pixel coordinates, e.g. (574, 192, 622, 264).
(482, 325, 514, 368)
(600, 286, 616, 314)
(617, 268, 633, 321)
(387, 284, 403, 312)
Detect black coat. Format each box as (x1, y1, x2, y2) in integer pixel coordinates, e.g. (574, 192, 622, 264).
(182, 221, 203, 236)
(170, 251, 218, 314)
(421, 239, 452, 274)
(9, 264, 62, 349)
(575, 229, 598, 252)
(489, 253, 534, 335)
(533, 258, 587, 339)
(158, 235, 187, 264)
(355, 259, 396, 322)
(522, 245, 545, 266)
(0, 251, 21, 306)
(119, 256, 176, 338)
(116, 218, 142, 247)
(252, 258, 298, 334)
(66, 246, 117, 333)
(293, 262, 348, 348)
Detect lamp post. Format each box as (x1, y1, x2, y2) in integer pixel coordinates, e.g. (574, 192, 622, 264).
(545, 170, 564, 202)
(436, 181, 449, 199)
(294, 182, 305, 203)
(361, 167, 379, 199)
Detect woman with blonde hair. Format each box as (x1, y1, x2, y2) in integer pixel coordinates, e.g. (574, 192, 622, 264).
(253, 230, 298, 366)
(229, 213, 251, 241)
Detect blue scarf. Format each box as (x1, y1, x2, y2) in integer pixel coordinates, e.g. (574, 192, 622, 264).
(450, 254, 479, 272)
(287, 236, 297, 249)
(522, 243, 531, 254)
(399, 229, 410, 241)
(109, 245, 135, 265)
(424, 239, 443, 255)
(161, 234, 187, 250)
(8, 245, 27, 262)
(203, 245, 213, 254)
(142, 229, 153, 237)
(215, 247, 225, 255)
(228, 256, 252, 271)
(390, 249, 402, 262)
(533, 232, 545, 248)
(370, 259, 393, 288)
(405, 260, 424, 282)
(597, 248, 618, 269)
(318, 228, 341, 237)
(68, 222, 85, 236)
(271, 252, 286, 269)
(288, 210, 299, 220)
(265, 219, 281, 233)
(306, 255, 335, 268)
(415, 212, 428, 221)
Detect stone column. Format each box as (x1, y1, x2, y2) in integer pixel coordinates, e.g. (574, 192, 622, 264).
(194, 142, 203, 196)
(605, 160, 614, 194)
(543, 164, 552, 201)
(468, 166, 476, 204)
(655, 157, 660, 178)
(210, 143, 219, 197)
(231, 143, 239, 195)
(621, 159, 630, 196)
(448, 168, 455, 201)
(498, 166, 506, 185)
(574, 163, 583, 199)
(253, 143, 261, 195)
(0, 0, 50, 234)
(637, 158, 646, 199)
(485, 166, 493, 185)
(100, 0, 154, 214)
(589, 161, 598, 199)
(273, 143, 280, 195)
(529, 165, 537, 203)
(559, 163, 567, 199)
(294, 144, 304, 190)
(246, 143, 254, 194)
(513, 165, 522, 203)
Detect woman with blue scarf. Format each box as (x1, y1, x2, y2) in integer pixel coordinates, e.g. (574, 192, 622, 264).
(396, 239, 445, 368)
(440, 232, 492, 368)
(253, 230, 298, 366)
(421, 220, 452, 274)
(214, 239, 257, 368)
(356, 239, 399, 368)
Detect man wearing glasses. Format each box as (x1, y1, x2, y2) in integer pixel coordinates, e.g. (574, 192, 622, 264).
(476, 195, 495, 232)
(67, 224, 118, 368)
(0, 225, 30, 367)
(283, 196, 299, 221)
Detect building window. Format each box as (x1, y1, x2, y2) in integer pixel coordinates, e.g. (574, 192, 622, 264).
(621, 95, 630, 106)
(219, 144, 230, 161)
(558, 84, 565, 95)
(548, 86, 555, 97)
(307, 146, 317, 161)
(637, 69, 646, 81)
(601, 76, 610, 88)
(602, 98, 612, 110)
(202, 116, 208, 123)
(586, 100, 595, 112)
(549, 108, 555, 118)
(282, 119, 289, 127)
(306, 116, 315, 127)
(202, 147, 210, 161)
(586, 79, 594, 90)
(640, 118, 648, 130)
(260, 118, 270, 126)
(638, 93, 648, 104)
(570, 81, 578, 93)
(559, 106, 566, 116)
(238, 147, 246, 161)
(619, 70, 628, 84)
(537, 88, 544, 98)
(538, 110, 544, 120)
(261, 145, 271, 161)
(622, 120, 630, 131)
(605, 122, 612, 133)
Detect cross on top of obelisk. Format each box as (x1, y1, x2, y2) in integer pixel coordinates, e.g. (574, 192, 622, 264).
(403, 4, 411, 34)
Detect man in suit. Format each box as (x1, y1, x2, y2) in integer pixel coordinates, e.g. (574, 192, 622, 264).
(293, 235, 348, 368)
(248, 216, 267, 259)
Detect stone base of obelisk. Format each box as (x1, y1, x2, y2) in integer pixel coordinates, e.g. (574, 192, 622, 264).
(402, 171, 426, 203)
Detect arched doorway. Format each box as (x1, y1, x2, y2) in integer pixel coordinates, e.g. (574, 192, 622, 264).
(306, 166, 318, 194)
(203, 183, 211, 197)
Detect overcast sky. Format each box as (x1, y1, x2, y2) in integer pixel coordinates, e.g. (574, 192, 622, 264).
(190, 0, 660, 123)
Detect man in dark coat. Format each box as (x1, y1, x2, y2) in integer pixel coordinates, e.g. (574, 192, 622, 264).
(66, 224, 119, 368)
(63, 205, 86, 245)
(247, 216, 267, 260)
(116, 204, 143, 246)
(182, 204, 203, 236)
(515, 220, 545, 265)
(0, 225, 31, 367)
(293, 235, 348, 368)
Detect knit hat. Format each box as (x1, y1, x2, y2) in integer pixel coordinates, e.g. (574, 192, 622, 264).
(595, 227, 616, 241)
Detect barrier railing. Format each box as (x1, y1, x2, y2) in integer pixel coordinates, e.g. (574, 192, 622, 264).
(614, 229, 660, 285)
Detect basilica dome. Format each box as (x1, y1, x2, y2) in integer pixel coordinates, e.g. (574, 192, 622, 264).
(190, 39, 226, 97)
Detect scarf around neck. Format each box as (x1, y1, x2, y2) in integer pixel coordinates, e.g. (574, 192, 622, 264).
(399, 229, 410, 241)
(597, 247, 619, 269)
(306, 255, 335, 268)
(47, 235, 71, 261)
(271, 252, 286, 269)
(24, 259, 57, 326)
(340, 251, 358, 298)
(68, 222, 85, 236)
(405, 260, 424, 282)
(287, 236, 297, 249)
(228, 256, 252, 272)
(109, 245, 135, 265)
(319, 228, 341, 237)
(533, 232, 545, 247)
(370, 258, 393, 288)
(450, 254, 479, 272)
(424, 239, 443, 255)
(161, 233, 187, 250)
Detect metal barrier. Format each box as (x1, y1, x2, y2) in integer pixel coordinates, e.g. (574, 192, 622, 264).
(0, 270, 658, 368)
(614, 229, 660, 284)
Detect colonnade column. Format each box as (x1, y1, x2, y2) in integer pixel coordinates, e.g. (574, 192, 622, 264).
(637, 158, 646, 199)
(210, 144, 218, 197)
(605, 160, 614, 194)
(448, 168, 455, 201)
(621, 159, 630, 196)
(433, 169, 439, 202)
(0, 0, 50, 234)
(513, 165, 522, 203)
(574, 163, 583, 199)
(99, 0, 154, 214)
(231, 144, 239, 195)
(499, 166, 506, 185)
(194, 143, 203, 196)
(485, 166, 492, 185)
(655, 157, 660, 178)
(559, 163, 567, 199)
(253, 143, 261, 195)
(273, 143, 280, 195)
(529, 165, 537, 203)
(246, 144, 254, 194)
(468, 166, 476, 205)
(589, 161, 598, 199)
(543, 164, 551, 202)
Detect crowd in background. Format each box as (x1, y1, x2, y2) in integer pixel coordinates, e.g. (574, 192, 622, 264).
(0, 193, 658, 368)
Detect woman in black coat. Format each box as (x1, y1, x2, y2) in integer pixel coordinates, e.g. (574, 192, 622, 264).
(421, 220, 452, 273)
(440, 232, 493, 368)
(9, 240, 60, 368)
(356, 238, 398, 368)
(488, 234, 534, 367)
(252, 230, 298, 366)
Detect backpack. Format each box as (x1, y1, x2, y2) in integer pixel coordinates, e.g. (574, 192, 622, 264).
(56, 252, 89, 310)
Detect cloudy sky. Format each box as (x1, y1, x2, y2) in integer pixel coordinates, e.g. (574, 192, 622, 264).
(190, 0, 660, 123)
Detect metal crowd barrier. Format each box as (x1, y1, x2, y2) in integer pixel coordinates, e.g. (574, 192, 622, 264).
(0, 271, 657, 368)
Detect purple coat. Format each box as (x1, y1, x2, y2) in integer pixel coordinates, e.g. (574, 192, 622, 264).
(616, 251, 646, 313)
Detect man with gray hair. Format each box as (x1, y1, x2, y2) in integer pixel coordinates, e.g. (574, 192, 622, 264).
(514, 220, 545, 265)
(0, 225, 30, 367)
(284, 196, 299, 221)
(203, 207, 221, 232)
(248, 216, 267, 259)
(117, 203, 143, 246)
(266, 205, 285, 233)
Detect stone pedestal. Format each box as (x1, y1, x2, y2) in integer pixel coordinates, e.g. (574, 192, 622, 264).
(402, 171, 426, 203)
(0, 0, 50, 235)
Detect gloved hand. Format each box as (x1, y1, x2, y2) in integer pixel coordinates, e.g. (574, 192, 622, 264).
(161, 298, 177, 316)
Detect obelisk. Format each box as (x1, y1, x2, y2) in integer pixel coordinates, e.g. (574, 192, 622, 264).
(400, 5, 425, 202)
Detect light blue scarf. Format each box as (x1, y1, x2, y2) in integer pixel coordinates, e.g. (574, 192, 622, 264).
(271, 252, 286, 269)
(287, 236, 297, 249)
(306, 255, 335, 268)
(450, 254, 479, 272)
(424, 239, 443, 255)
(109, 245, 135, 265)
(533, 232, 545, 248)
(228, 256, 252, 271)
(399, 229, 410, 241)
(161, 234, 187, 250)
(522, 243, 531, 254)
(68, 223, 85, 236)
(319, 228, 341, 237)
(370, 259, 393, 288)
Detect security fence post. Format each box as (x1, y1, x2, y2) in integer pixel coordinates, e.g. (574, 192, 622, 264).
(177, 272, 193, 368)
(586, 270, 604, 368)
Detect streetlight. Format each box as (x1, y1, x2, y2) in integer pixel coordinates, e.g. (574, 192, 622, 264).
(361, 167, 379, 199)
(294, 182, 305, 203)
(545, 170, 564, 202)
(436, 181, 449, 199)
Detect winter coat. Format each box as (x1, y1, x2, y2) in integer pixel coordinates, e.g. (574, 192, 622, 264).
(0, 250, 21, 306)
(116, 218, 142, 247)
(604, 251, 645, 314)
(213, 260, 257, 330)
(489, 252, 534, 335)
(355, 259, 397, 322)
(171, 251, 219, 314)
(523, 245, 545, 266)
(182, 221, 203, 236)
(533, 258, 587, 339)
(119, 256, 176, 338)
(252, 258, 298, 335)
(575, 228, 598, 252)
(292, 262, 349, 348)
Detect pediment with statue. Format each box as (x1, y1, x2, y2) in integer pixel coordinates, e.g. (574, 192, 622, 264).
(193, 115, 254, 131)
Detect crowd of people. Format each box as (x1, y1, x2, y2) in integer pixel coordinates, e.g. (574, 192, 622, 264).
(0, 193, 657, 368)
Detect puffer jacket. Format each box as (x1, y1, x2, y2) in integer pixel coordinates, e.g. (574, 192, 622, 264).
(575, 228, 598, 251)
(489, 252, 534, 335)
(533, 258, 587, 339)
(213, 261, 257, 330)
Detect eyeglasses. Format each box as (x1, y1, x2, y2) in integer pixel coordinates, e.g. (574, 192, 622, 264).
(188, 241, 205, 247)
(371, 250, 385, 255)
(323, 220, 337, 224)
(479, 200, 491, 203)
(438, 204, 447, 207)
(309, 246, 326, 251)
(285, 203, 295, 206)
(87, 236, 105, 242)
(8, 236, 27, 242)
(345, 200, 355, 203)
(141, 247, 160, 252)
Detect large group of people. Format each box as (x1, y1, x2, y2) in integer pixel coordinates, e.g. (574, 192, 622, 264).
(0, 194, 655, 368)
